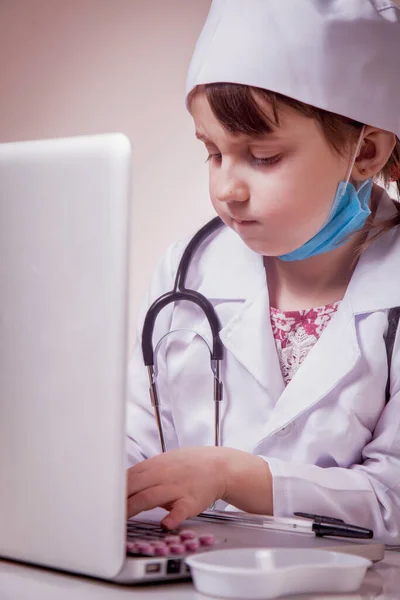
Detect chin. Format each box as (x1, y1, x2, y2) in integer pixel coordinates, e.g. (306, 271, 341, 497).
(238, 237, 289, 257)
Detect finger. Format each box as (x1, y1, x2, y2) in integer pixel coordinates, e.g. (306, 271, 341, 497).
(127, 464, 163, 498)
(127, 455, 162, 478)
(127, 485, 176, 518)
(161, 498, 194, 530)
(127, 473, 153, 499)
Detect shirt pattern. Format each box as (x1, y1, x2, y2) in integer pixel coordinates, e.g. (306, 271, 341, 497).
(270, 301, 340, 385)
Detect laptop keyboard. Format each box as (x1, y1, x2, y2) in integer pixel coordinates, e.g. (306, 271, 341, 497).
(126, 521, 216, 557)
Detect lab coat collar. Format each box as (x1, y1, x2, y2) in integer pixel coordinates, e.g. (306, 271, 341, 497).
(194, 224, 265, 301)
(346, 187, 400, 314)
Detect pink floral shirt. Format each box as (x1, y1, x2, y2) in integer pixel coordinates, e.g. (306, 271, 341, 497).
(270, 302, 340, 385)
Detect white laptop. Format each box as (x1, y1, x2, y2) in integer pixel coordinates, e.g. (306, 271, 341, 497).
(0, 134, 384, 585)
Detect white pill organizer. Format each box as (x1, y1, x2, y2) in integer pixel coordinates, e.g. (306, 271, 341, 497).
(186, 547, 372, 599)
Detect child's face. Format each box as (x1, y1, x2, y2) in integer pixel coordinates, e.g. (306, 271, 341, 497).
(191, 87, 351, 257)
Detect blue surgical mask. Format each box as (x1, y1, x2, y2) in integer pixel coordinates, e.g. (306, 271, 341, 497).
(279, 128, 373, 262)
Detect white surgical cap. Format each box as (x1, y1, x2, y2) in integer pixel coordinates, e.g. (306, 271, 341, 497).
(186, 0, 400, 138)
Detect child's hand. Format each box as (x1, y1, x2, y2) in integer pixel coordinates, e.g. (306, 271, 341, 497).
(126, 447, 227, 529)
(126, 447, 273, 529)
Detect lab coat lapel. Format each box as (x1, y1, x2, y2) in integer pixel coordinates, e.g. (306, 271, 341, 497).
(219, 284, 285, 403)
(195, 227, 285, 403)
(255, 296, 360, 443)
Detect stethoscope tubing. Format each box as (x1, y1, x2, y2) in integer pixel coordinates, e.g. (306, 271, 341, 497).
(141, 216, 225, 452)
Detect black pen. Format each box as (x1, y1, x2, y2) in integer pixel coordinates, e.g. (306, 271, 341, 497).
(294, 512, 373, 539)
(198, 510, 373, 539)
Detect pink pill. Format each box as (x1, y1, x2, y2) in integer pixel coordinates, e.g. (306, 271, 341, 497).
(132, 538, 148, 545)
(164, 535, 181, 544)
(169, 544, 185, 555)
(199, 534, 215, 546)
(126, 542, 136, 553)
(154, 545, 169, 557)
(150, 541, 167, 548)
(179, 530, 196, 540)
(184, 540, 200, 552)
(135, 543, 155, 555)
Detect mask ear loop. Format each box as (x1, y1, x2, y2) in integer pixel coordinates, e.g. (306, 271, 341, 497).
(341, 125, 366, 195)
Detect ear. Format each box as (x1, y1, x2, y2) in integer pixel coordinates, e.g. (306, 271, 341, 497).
(351, 126, 396, 182)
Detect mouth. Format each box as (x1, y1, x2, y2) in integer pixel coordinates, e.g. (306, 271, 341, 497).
(233, 218, 258, 226)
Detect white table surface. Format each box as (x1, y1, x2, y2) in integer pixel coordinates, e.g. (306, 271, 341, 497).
(2, 551, 400, 600)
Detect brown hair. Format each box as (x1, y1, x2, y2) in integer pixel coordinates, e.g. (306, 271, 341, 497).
(204, 82, 400, 254)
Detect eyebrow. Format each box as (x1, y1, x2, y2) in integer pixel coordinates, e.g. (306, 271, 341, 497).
(195, 130, 279, 143)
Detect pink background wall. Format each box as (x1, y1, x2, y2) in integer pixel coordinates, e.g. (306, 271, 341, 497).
(1, 0, 398, 344)
(0, 0, 212, 343)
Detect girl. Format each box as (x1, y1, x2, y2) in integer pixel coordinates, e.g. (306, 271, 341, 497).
(126, 0, 400, 543)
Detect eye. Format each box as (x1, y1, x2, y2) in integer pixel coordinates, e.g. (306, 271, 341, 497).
(251, 153, 282, 167)
(206, 152, 222, 163)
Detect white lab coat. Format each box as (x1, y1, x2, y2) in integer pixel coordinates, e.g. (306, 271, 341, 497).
(126, 188, 400, 545)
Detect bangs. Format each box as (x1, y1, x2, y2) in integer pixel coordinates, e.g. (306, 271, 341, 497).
(203, 82, 362, 155)
(205, 83, 280, 136)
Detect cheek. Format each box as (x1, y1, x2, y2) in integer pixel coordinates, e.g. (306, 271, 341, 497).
(250, 167, 342, 256)
(252, 153, 343, 231)
(262, 174, 336, 226)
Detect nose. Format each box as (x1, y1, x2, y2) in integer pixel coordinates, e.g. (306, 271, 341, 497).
(215, 169, 249, 204)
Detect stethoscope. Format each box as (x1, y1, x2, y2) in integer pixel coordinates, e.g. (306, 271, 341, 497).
(142, 216, 225, 452)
